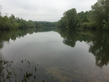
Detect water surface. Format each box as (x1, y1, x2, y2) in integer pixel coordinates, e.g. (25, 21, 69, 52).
(0, 29, 109, 82)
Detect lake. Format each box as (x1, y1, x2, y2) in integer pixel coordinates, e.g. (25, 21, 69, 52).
(0, 28, 109, 82)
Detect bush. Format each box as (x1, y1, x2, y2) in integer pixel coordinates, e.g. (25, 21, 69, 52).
(103, 20, 109, 30)
(79, 21, 96, 30)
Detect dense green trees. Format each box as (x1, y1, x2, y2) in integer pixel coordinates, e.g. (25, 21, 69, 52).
(58, 0, 109, 30)
(92, 0, 109, 30)
(36, 21, 56, 28)
(0, 14, 56, 30)
(58, 8, 95, 30)
(64, 8, 78, 29)
(58, 8, 78, 30)
(0, 15, 37, 30)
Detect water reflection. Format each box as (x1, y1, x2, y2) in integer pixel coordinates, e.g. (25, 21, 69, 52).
(0, 28, 54, 50)
(0, 59, 58, 82)
(0, 28, 109, 81)
(89, 32, 109, 68)
(58, 29, 109, 68)
(0, 28, 58, 82)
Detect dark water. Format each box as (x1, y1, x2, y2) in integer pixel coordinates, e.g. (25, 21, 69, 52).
(0, 28, 109, 82)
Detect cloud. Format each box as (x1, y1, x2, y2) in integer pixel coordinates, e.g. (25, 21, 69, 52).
(0, 0, 97, 21)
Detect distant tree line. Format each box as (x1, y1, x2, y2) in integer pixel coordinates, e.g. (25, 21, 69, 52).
(0, 14, 56, 30)
(58, 0, 109, 30)
(0, 15, 37, 30)
(36, 21, 56, 28)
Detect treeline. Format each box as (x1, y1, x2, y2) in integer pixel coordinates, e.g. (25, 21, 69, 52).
(0, 15, 36, 30)
(0, 14, 56, 30)
(58, 0, 109, 30)
(36, 21, 56, 28)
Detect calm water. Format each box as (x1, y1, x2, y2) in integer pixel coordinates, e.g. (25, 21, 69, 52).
(0, 29, 109, 82)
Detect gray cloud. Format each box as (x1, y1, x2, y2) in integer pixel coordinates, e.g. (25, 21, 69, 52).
(0, 0, 97, 21)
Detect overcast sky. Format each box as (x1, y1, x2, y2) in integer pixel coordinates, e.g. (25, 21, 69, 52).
(0, 0, 97, 22)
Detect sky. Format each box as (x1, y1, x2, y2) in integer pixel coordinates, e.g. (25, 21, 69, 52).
(0, 0, 97, 22)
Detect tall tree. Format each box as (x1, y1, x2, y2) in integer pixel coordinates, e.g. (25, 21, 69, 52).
(58, 8, 78, 31)
(64, 8, 78, 29)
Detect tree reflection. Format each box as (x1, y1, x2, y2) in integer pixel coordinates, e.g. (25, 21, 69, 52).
(58, 27, 94, 47)
(0, 53, 4, 82)
(59, 27, 109, 68)
(0, 27, 109, 70)
(0, 28, 58, 82)
(58, 28, 77, 47)
(0, 28, 54, 49)
(89, 32, 109, 68)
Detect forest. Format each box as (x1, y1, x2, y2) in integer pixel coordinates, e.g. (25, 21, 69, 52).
(0, 14, 56, 30)
(58, 0, 109, 30)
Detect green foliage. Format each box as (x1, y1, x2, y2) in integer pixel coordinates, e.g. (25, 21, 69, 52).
(0, 15, 36, 30)
(78, 11, 89, 23)
(103, 20, 109, 30)
(77, 11, 96, 29)
(79, 21, 97, 30)
(91, 0, 109, 29)
(36, 21, 56, 28)
(64, 8, 78, 28)
(58, 8, 98, 30)
(58, 0, 109, 30)
(58, 8, 78, 30)
(0, 14, 56, 31)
